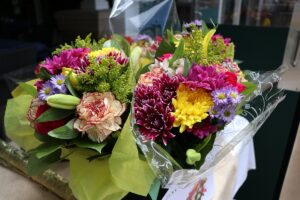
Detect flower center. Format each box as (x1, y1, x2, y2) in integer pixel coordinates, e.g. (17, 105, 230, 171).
(217, 93, 226, 100)
(57, 79, 64, 85)
(224, 110, 231, 117)
(86, 99, 106, 118)
(44, 87, 51, 95)
(230, 92, 237, 99)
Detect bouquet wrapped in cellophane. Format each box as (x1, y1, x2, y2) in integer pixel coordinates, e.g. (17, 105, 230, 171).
(3, 14, 285, 200)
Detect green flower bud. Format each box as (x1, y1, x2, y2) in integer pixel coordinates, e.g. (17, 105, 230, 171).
(186, 149, 201, 165)
(47, 94, 80, 110)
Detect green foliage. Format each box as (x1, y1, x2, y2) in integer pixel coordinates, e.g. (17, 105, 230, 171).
(36, 67, 51, 80)
(149, 179, 161, 200)
(36, 108, 74, 123)
(155, 39, 176, 58)
(52, 34, 106, 55)
(29, 143, 62, 159)
(48, 119, 79, 140)
(183, 25, 235, 66)
(74, 139, 107, 154)
(65, 72, 80, 97)
(77, 57, 132, 103)
(169, 39, 184, 67)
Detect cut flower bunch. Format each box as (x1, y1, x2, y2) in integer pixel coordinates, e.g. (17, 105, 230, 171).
(4, 21, 261, 200)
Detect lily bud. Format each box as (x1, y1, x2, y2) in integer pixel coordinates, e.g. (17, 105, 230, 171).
(47, 94, 80, 110)
(186, 149, 201, 165)
(62, 67, 79, 88)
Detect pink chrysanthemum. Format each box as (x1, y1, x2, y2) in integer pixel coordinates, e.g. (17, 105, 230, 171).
(41, 48, 90, 74)
(184, 65, 228, 91)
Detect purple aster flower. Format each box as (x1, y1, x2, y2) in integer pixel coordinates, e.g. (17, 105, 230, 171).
(50, 75, 67, 93)
(183, 20, 202, 29)
(209, 104, 223, 119)
(220, 106, 236, 122)
(212, 88, 229, 105)
(38, 81, 54, 101)
(184, 65, 228, 91)
(226, 87, 242, 104)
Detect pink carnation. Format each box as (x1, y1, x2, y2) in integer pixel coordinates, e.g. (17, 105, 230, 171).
(138, 66, 164, 86)
(74, 92, 126, 142)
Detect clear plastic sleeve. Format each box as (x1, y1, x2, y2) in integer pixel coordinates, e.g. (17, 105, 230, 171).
(109, 0, 180, 37)
(132, 68, 286, 188)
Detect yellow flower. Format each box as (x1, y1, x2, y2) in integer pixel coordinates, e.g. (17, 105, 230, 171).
(172, 84, 213, 133)
(88, 47, 120, 59)
(61, 67, 79, 88)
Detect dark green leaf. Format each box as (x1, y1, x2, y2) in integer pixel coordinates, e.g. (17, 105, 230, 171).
(65, 72, 80, 97)
(169, 39, 185, 67)
(34, 132, 63, 143)
(149, 178, 161, 200)
(48, 119, 79, 139)
(29, 143, 62, 159)
(36, 108, 74, 123)
(74, 139, 107, 154)
(112, 34, 131, 56)
(36, 67, 51, 80)
(18, 82, 37, 97)
(155, 39, 176, 58)
(195, 133, 216, 169)
(195, 134, 212, 152)
(27, 149, 61, 176)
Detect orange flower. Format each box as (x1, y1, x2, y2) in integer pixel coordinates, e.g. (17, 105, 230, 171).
(74, 92, 126, 142)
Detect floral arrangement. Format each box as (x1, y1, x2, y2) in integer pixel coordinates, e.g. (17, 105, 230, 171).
(133, 21, 255, 169)
(4, 21, 266, 200)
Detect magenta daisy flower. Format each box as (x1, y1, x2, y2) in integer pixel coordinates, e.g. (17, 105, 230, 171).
(184, 65, 228, 91)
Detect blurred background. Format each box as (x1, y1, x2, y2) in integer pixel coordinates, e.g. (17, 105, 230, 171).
(0, 0, 299, 199)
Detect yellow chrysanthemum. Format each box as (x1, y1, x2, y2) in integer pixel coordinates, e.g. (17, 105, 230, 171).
(88, 47, 120, 59)
(172, 84, 214, 133)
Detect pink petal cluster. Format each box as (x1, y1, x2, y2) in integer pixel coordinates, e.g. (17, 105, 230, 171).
(183, 65, 228, 91)
(41, 48, 90, 74)
(74, 92, 126, 142)
(138, 66, 164, 86)
(187, 118, 217, 139)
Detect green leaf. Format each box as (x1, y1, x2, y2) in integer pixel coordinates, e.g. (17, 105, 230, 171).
(48, 119, 79, 140)
(36, 108, 74, 123)
(29, 143, 62, 159)
(135, 63, 152, 82)
(74, 139, 107, 154)
(112, 34, 131, 56)
(195, 133, 216, 169)
(201, 21, 209, 35)
(241, 81, 257, 96)
(195, 134, 212, 152)
(27, 149, 61, 176)
(166, 29, 174, 44)
(169, 39, 184, 67)
(18, 82, 37, 97)
(183, 59, 191, 76)
(155, 39, 176, 58)
(34, 132, 62, 143)
(149, 178, 161, 200)
(65, 72, 80, 97)
(36, 67, 51, 80)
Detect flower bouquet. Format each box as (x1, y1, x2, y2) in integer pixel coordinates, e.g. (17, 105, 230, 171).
(3, 21, 285, 200)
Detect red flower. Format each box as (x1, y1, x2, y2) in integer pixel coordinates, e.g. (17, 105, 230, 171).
(27, 98, 70, 135)
(125, 36, 134, 44)
(225, 71, 246, 93)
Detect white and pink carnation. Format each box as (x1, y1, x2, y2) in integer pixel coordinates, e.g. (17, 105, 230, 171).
(74, 92, 126, 142)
